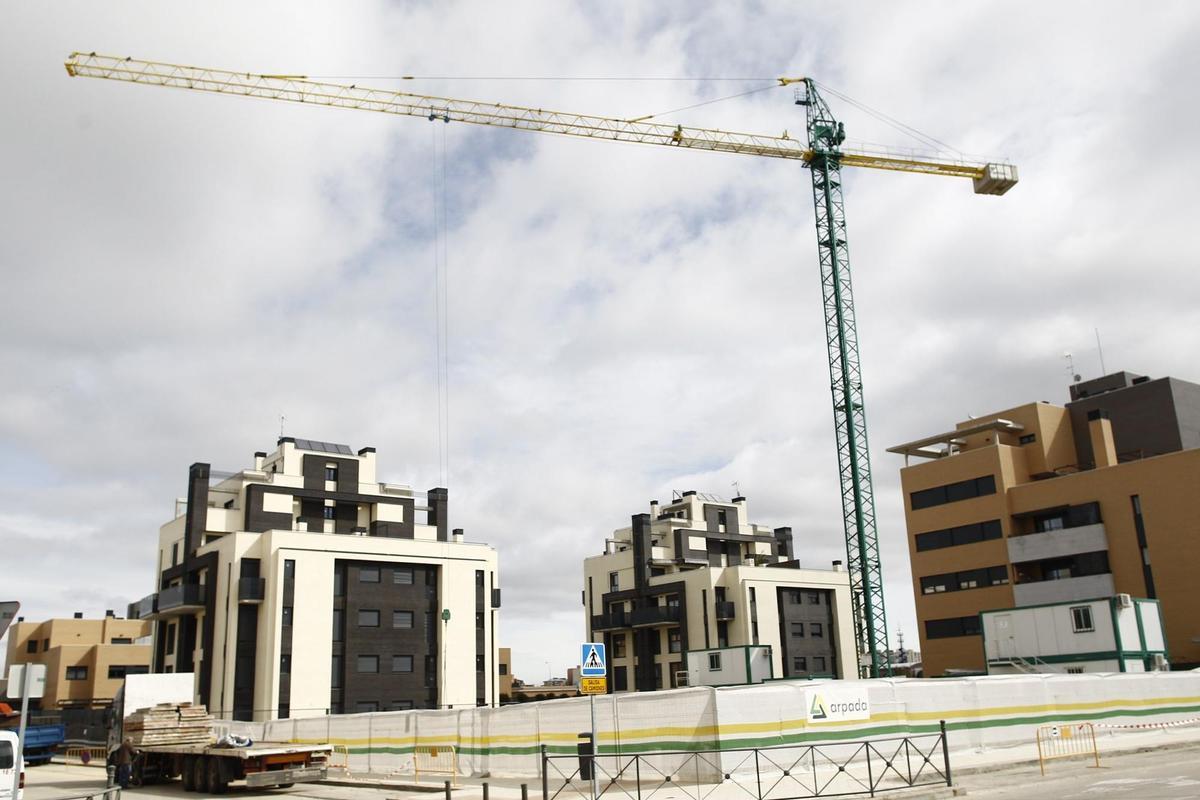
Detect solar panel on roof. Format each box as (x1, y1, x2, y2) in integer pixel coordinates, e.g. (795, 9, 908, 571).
(294, 438, 353, 455)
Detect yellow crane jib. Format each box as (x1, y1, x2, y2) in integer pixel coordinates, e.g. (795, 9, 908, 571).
(63, 53, 1017, 195)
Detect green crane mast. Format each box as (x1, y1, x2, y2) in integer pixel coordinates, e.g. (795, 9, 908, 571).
(798, 80, 888, 677)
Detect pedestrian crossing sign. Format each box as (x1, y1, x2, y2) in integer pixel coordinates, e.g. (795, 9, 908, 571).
(581, 642, 607, 677)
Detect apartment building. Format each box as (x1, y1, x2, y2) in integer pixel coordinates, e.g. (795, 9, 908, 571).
(583, 492, 856, 691)
(890, 371, 1200, 676)
(128, 437, 500, 720)
(3, 613, 152, 708)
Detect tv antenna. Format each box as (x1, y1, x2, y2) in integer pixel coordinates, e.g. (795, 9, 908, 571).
(1064, 352, 1081, 383)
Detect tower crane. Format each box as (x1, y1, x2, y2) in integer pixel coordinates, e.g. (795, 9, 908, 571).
(65, 53, 1018, 678)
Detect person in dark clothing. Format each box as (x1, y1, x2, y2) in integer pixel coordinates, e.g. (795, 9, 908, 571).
(114, 737, 136, 789)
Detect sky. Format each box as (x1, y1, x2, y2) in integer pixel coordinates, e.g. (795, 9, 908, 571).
(3, 2, 1200, 683)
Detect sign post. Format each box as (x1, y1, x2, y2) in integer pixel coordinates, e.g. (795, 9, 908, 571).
(580, 643, 607, 800)
(7, 663, 46, 800)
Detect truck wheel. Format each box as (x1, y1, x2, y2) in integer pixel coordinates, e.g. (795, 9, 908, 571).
(208, 756, 228, 794)
(181, 757, 196, 792)
(193, 756, 211, 795)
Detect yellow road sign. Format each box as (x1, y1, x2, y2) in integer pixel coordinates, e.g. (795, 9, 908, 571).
(580, 677, 607, 694)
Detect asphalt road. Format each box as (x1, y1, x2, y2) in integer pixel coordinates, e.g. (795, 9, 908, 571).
(23, 743, 1200, 800)
(955, 743, 1200, 799)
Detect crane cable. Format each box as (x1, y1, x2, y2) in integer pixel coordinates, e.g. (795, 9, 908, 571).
(431, 119, 451, 488)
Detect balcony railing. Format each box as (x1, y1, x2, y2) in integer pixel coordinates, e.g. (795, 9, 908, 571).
(630, 605, 681, 627)
(237, 577, 266, 603)
(157, 583, 207, 615)
(591, 611, 627, 631)
(127, 593, 158, 620)
(715, 601, 736, 620)
(1013, 573, 1115, 606)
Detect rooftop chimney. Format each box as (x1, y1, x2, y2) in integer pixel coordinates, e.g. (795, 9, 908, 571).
(1087, 409, 1118, 468)
(254, 451, 266, 470)
(105, 609, 115, 618)
(832, 560, 844, 572)
(650, 499, 659, 519)
(452, 528, 465, 543)
(73, 611, 83, 619)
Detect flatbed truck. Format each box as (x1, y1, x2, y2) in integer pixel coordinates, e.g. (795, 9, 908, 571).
(109, 674, 332, 793)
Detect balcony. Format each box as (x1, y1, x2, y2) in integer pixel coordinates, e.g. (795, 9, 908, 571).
(1013, 573, 1115, 606)
(591, 611, 627, 631)
(237, 577, 266, 604)
(1007, 523, 1108, 564)
(630, 605, 681, 627)
(156, 583, 207, 616)
(128, 594, 158, 620)
(715, 601, 736, 621)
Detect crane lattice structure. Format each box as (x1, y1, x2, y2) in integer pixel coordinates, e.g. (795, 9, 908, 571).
(65, 52, 1018, 677)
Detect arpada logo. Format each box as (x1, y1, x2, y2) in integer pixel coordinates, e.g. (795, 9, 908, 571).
(810, 694, 828, 720)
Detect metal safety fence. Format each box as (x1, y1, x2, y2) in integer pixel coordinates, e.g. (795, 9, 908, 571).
(1035, 722, 1099, 776)
(542, 722, 952, 800)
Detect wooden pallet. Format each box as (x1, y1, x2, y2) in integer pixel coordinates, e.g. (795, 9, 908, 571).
(125, 702, 214, 746)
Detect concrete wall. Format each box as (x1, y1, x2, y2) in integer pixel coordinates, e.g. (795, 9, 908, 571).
(216, 671, 1200, 779)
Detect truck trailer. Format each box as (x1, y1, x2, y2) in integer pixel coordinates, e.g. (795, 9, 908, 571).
(108, 674, 331, 793)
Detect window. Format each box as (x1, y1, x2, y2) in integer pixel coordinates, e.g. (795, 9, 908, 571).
(332, 613, 345, 642)
(915, 519, 1003, 552)
(650, 631, 662, 655)
(1035, 515, 1065, 533)
(813, 656, 826, 673)
(393, 567, 414, 585)
(111, 637, 133, 645)
(910, 475, 996, 510)
(1066, 667, 1084, 675)
(390, 700, 415, 711)
(325, 465, 338, 481)
(612, 634, 627, 659)
(708, 653, 722, 671)
(66, 666, 88, 680)
(922, 565, 1009, 595)
(810, 623, 823, 638)
(331, 656, 343, 688)
(613, 665, 628, 691)
(356, 701, 379, 713)
(476, 612, 485, 629)
(392, 655, 414, 673)
(171, 542, 179, 566)
(284, 560, 295, 579)
(26, 640, 37, 653)
(0, 739, 12, 770)
(476, 655, 485, 672)
(282, 606, 294, 627)
(807, 592, 821, 605)
(793, 656, 807, 672)
(716, 621, 729, 648)
(1019, 433, 1037, 445)
(666, 594, 680, 608)
(788, 591, 802, 604)
(393, 610, 414, 629)
(358, 609, 380, 627)
(925, 616, 982, 639)
(499, 663, 508, 675)
(717, 509, 727, 528)
(334, 569, 346, 597)
(357, 655, 379, 673)
(668, 628, 682, 654)
(1070, 606, 1095, 633)
(108, 665, 149, 679)
(609, 572, 619, 591)
(791, 622, 805, 637)
(359, 567, 380, 583)
(323, 505, 336, 520)
(654, 663, 663, 689)
(166, 623, 176, 655)
(280, 654, 291, 674)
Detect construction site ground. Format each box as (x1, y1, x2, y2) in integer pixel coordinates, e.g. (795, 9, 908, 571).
(21, 724, 1200, 799)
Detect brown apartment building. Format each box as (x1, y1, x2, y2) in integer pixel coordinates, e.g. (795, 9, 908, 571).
(3, 614, 153, 708)
(889, 371, 1200, 676)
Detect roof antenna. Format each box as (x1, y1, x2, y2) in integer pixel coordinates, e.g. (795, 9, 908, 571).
(731, 481, 741, 497)
(1094, 328, 1107, 375)
(280, 414, 286, 438)
(1065, 352, 1081, 383)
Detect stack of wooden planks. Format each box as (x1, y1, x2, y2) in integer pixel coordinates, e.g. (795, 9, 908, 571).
(124, 702, 213, 746)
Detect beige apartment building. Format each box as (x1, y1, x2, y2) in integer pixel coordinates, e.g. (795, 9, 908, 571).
(128, 437, 500, 720)
(583, 492, 856, 690)
(890, 371, 1200, 676)
(3, 614, 152, 708)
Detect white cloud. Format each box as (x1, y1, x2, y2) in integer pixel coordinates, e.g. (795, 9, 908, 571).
(3, 1, 1200, 681)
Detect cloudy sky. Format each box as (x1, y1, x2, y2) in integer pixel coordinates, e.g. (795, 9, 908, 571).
(3, 2, 1200, 682)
